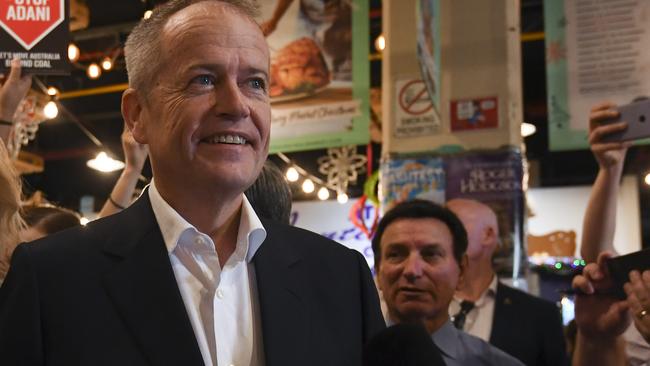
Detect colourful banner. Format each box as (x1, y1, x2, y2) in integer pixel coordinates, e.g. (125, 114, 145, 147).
(379, 156, 446, 214)
(257, 0, 370, 153)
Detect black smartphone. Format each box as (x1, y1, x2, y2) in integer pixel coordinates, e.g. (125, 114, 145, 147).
(605, 248, 650, 299)
(601, 98, 650, 142)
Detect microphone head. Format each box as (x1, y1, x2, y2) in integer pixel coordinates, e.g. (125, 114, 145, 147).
(363, 323, 446, 366)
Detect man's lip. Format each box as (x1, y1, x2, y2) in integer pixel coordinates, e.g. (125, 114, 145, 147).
(199, 131, 255, 145)
(398, 287, 425, 293)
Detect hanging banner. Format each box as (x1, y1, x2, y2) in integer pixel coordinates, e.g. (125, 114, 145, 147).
(416, 0, 441, 110)
(0, 0, 69, 75)
(445, 148, 525, 276)
(258, 0, 370, 153)
(379, 156, 446, 214)
(545, 0, 650, 150)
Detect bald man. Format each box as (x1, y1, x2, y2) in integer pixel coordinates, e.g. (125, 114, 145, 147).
(447, 199, 568, 366)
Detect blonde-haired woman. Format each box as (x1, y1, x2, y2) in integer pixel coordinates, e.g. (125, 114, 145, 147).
(0, 58, 32, 283)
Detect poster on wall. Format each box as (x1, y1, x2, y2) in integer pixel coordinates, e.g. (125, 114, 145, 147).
(450, 96, 499, 132)
(379, 156, 446, 214)
(0, 0, 69, 74)
(445, 148, 525, 276)
(257, 0, 370, 153)
(545, 0, 650, 150)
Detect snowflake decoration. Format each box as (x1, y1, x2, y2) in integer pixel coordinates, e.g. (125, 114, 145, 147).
(317, 146, 367, 194)
(7, 95, 39, 159)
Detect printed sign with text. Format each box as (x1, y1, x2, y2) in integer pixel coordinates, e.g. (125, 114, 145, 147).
(0, 0, 69, 74)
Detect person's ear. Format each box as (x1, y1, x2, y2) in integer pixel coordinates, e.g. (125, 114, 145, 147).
(122, 88, 148, 144)
(456, 254, 469, 291)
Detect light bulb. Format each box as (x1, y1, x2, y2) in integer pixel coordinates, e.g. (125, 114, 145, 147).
(374, 34, 386, 52)
(101, 57, 113, 71)
(86, 152, 125, 173)
(317, 187, 330, 200)
(286, 167, 299, 182)
(47, 87, 59, 96)
(302, 179, 315, 193)
(521, 122, 537, 137)
(79, 217, 89, 226)
(645, 173, 650, 186)
(337, 192, 349, 204)
(68, 43, 80, 62)
(143, 10, 153, 19)
(43, 101, 58, 119)
(87, 63, 101, 79)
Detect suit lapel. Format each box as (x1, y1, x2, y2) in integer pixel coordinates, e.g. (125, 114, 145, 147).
(254, 222, 309, 366)
(489, 282, 511, 346)
(102, 194, 204, 366)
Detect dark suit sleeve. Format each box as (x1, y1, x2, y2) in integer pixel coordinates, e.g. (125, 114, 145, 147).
(541, 302, 569, 366)
(0, 244, 44, 366)
(353, 250, 385, 342)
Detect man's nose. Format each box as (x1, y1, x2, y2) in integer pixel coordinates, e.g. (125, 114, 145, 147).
(403, 253, 423, 280)
(214, 79, 250, 120)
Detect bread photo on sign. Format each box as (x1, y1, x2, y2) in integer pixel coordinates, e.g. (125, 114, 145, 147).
(270, 37, 330, 100)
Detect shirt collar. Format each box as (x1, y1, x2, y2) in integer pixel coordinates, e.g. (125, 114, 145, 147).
(453, 274, 498, 308)
(432, 320, 461, 360)
(148, 179, 266, 263)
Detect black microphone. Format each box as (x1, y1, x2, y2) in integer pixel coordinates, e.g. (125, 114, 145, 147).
(363, 323, 446, 366)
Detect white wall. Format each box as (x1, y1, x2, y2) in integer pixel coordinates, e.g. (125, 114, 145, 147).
(526, 175, 641, 257)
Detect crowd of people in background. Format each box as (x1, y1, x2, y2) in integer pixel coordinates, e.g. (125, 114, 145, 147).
(0, 0, 649, 365)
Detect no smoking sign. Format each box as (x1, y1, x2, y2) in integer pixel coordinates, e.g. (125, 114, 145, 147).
(393, 78, 440, 138)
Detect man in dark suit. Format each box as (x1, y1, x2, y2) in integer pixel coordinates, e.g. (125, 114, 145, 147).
(447, 199, 568, 366)
(0, 1, 384, 365)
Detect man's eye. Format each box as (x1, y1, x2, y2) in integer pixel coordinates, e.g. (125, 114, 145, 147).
(249, 78, 266, 90)
(192, 75, 214, 86)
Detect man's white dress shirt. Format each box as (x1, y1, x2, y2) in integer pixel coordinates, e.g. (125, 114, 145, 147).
(449, 275, 497, 341)
(149, 182, 267, 366)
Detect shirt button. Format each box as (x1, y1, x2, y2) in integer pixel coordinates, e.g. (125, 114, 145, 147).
(194, 237, 204, 245)
(216, 289, 224, 299)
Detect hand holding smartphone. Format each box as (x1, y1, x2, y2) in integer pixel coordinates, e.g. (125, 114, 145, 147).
(600, 97, 650, 142)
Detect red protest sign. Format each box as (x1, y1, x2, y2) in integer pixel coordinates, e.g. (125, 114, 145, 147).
(0, 0, 65, 50)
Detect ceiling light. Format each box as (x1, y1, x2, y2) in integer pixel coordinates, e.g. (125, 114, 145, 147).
(302, 179, 315, 193)
(143, 10, 153, 19)
(46, 87, 59, 96)
(374, 34, 386, 52)
(68, 43, 80, 62)
(521, 122, 537, 137)
(337, 192, 349, 204)
(87, 63, 101, 79)
(317, 187, 330, 200)
(87, 152, 125, 173)
(101, 57, 113, 71)
(286, 167, 299, 182)
(43, 101, 58, 119)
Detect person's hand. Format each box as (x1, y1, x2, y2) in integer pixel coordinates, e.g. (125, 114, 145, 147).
(121, 125, 148, 172)
(0, 58, 32, 121)
(588, 101, 631, 170)
(573, 251, 631, 341)
(260, 19, 278, 37)
(624, 270, 650, 344)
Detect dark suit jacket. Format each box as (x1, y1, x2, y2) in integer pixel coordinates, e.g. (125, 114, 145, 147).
(490, 282, 568, 366)
(0, 193, 385, 366)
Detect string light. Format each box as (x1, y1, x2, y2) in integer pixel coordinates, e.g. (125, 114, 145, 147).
(521, 122, 537, 137)
(43, 101, 59, 119)
(79, 217, 90, 226)
(302, 179, 315, 193)
(101, 57, 113, 71)
(87, 63, 101, 79)
(286, 167, 299, 182)
(68, 43, 80, 62)
(337, 192, 348, 204)
(317, 187, 330, 200)
(645, 173, 650, 186)
(143, 10, 153, 19)
(46, 87, 59, 96)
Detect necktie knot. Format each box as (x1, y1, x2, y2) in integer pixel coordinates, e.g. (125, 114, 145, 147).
(452, 300, 475, 330)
